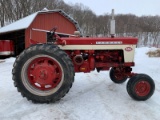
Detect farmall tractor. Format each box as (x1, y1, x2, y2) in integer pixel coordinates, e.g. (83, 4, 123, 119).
(12, 10, 155, 103)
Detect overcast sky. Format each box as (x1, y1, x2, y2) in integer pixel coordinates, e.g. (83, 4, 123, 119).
(64, 0, 160, 16)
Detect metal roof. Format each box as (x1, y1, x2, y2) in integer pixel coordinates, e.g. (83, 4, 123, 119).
(0, 9, 81, 34)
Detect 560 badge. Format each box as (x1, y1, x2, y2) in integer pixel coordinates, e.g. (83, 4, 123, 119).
(125, 47, 133, 52)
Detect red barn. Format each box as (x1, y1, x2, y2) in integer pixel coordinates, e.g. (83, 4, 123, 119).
(0, 9, 81, 56)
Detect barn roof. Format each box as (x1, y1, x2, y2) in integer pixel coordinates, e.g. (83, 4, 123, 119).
(0, 9, 81, 34)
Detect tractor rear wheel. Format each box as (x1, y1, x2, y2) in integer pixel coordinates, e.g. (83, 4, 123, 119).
(109, 67, 128, 84)
(127, 74, 155, 101)
(12, 44, 74, 103)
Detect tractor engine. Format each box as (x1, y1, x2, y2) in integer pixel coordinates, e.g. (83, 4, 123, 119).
(67, 50, 124, 73)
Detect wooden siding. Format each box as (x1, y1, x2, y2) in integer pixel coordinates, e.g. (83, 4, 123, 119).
(25, 12, 77, 48)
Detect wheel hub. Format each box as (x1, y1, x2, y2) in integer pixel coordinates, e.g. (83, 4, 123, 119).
(135, 81, 151, 97)
(33, 65, 56, 85)
(27, 57, 62, 91)
(39, 69, 48, 80)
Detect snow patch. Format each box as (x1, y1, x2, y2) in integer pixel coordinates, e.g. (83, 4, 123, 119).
(0, 47, 160, 120)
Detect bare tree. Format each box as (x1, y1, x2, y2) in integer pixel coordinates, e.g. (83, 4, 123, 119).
(0, 0, 160, 47)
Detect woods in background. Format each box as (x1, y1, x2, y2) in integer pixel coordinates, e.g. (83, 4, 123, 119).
(0, 0, 160, 47)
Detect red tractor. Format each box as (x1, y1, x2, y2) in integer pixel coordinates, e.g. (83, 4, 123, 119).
(12, 10, 155, 103)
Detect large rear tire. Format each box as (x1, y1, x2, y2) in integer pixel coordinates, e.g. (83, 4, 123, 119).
(12, 44, 74, 103)
(127, 74, 155, 101)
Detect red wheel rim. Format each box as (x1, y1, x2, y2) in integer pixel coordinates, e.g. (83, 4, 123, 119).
(134, 80, 151, 97)
(27, 57, 62, 91)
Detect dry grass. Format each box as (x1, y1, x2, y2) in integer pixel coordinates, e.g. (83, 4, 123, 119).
(146, 49, 160, 57)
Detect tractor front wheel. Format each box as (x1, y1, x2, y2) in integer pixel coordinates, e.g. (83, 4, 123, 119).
(12, 44, 74, 103)
(109, 67, 128, 84)
(127, 74, 155, 101)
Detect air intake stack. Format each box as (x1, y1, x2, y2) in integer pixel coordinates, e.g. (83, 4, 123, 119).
(110, 9, 115, 38)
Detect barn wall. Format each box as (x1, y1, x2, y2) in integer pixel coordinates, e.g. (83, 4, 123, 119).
(25, 12, 77, 48)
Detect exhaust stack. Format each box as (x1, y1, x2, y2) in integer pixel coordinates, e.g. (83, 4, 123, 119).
(110, 9, 115, 38)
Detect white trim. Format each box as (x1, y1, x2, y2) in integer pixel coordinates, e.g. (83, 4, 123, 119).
(0, 40, 11, 42)
(32, 28, 76, 37)
(0, 51, 14, 55)
(32, 28, 50, 33)
(58, 45, 134, 50)
(58, 45, 136, 62)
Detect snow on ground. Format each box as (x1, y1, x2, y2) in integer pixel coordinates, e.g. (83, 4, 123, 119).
(0, 47, 160, 120)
